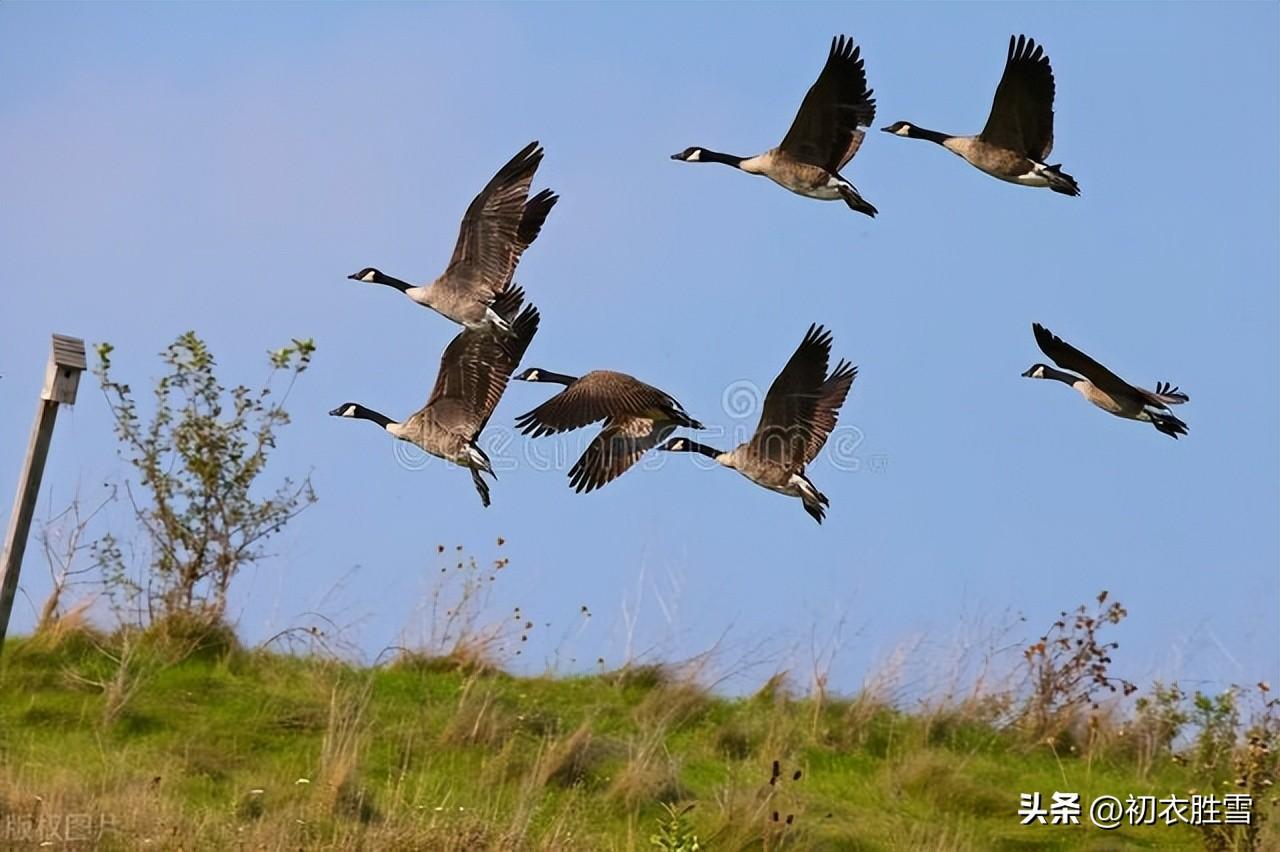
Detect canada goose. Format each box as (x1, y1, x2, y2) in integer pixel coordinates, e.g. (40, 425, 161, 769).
(659, 325, 856, 523)
(330, 302, 540, 506)
(513, 369, 704, 493)
(1022, 323, 1188, 438)
(881, 35, 1079, 196)
(348, 141, 557, 332)
(672, 35, 878, 216)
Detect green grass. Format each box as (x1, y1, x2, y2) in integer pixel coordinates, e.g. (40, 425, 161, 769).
(0, 631, 1266, 851)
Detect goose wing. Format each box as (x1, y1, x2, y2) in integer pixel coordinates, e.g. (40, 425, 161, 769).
(425, 303, 540, 437)
(1135, 381, 1190, 408)
(801, 360, 857, 464)
(1032, 323, 1136, 399)
(514, 188, 558, 260)
(443, 141, 553, 300)
(979, 35, 1056, 160)
(568, 417, 672, 494)
(778, 35, 877, 173)
(515, 371, 688, 438)
(748, 324, 836, 469)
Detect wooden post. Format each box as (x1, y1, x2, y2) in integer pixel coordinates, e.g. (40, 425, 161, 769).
(0, 334, 86, 649)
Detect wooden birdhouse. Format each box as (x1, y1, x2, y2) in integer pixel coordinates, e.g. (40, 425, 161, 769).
(41, 334, 87, 405)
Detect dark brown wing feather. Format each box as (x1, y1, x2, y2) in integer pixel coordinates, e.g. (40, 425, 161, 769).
(1032, 323, 1136, 399)
(515, 371, 693, 438)
(802, 360, 857, 464)
(568, 418, 673, 494)
(425, 304, 540, 438)
(749, 324, 834, 469)
(444, 141, 550, 298)
(1150, 381, 1189, 405)
(1134, 381, 1189, 408)
(979, 35, 1056, 159)
(778, 35, 877, 173)
(831, 130, 866, 173)
(515, 188, 558, 258)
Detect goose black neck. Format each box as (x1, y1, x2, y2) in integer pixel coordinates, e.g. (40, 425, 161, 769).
(353, 404, 395, 428)
(701, 150, 745, 168)
(679, 440, 723, 459)
(375, 272, 413, 293)
(909, 126, 952, 146)
(537, 370, 578, 386)
(1042, 367, 1080, 386)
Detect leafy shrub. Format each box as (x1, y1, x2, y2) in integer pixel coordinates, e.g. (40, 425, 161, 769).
(92, 332, 316, 622)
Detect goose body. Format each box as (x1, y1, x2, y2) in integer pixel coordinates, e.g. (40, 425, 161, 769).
(1022, 323, 1189, 438)
(712, 447, 828, 506)
(882, 35, 1079, 196)
(330, 302, 540, 505)
(514, 369, 703, 493)
(349, 141, 557, 332)
(660, 324, 856, 523)
(672, 36, 878, 216)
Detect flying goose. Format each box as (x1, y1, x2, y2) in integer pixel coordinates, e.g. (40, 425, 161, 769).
(348, 141, 557, 332)
(330, 302, 540, 506)
(671, 35, 879, 216)
(659, 325, 856, 523)
(1022, 323, 1188, 438)
(513, 369, 704, 493)
(882, 35, 1080, 196)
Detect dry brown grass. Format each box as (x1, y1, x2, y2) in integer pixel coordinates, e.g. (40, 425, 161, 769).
(138, 611, 241, 660)
(607, 689, 702, 811)
(713, 720, 756, 760)
(607, 661, 673, 691)
(831, 693, 896, 750)
(890, 750, 1004, 816)
(57, 628, 175, 727)
(388, 644, 503, 677)
(25, 600, 102, 652)
(702, 759, 810, 851)
(753, 670, 793, 705)
(598, 675, 714, 812)
(888, 821, 983, 852)
(317, 679, 377, 823)
(607, 746, 685, 812)
(538, 721, 605, 789)
(634, 682, 711, 730)
(438, 671, 517, 749)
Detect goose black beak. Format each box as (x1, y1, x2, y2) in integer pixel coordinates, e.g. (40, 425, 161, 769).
(1020, 367, 1037, 378)
(879, 125, 894, 133)
(670, 152, 684, 160)
(346, 273, 360, 281)
(328, 406, 346, 416)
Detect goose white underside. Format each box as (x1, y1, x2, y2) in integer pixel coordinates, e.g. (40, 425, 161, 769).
(796, 184, 847, 201)
(416, 300, 509, 331)
(384, 422, 492, 470)
(997, 163, 1053, 188)
(771, 173, 850, 200)
(483, 306, 511, 332)
(1071, 383, 1172, 422)
(403, 286, 509, 331)
(465, 444, 492, 472)
(788, 473, 822, 502)
(738, 469, 818, 501)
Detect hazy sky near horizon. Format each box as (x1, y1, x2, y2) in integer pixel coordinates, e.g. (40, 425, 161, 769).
(2, 2, 1276, 694)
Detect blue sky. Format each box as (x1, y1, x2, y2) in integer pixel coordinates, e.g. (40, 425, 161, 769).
(2, 2, 1276, 695)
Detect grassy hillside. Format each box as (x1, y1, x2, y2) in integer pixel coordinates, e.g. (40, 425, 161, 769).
(2, 623, 1271, 851)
